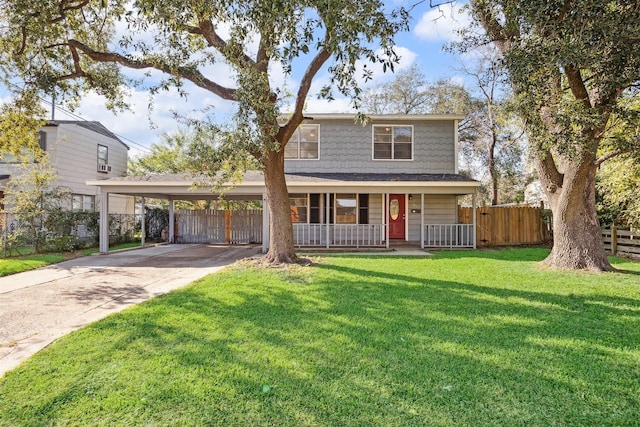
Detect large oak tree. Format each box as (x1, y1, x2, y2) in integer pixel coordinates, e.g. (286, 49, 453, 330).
(466, 0, 640, 270)
(0, 0, 408, 264)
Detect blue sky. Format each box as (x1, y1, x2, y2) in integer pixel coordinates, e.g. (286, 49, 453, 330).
(2, 1, 471, 156)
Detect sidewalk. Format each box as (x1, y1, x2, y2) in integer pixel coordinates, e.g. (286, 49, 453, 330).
(0, 244, 259, 377)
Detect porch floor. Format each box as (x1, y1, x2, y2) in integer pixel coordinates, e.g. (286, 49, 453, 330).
(298, 241, 431, 256)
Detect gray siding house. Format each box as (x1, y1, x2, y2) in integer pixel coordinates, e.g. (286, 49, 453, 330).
(1, 120, 133, 214)
(89, 114, 480, 253)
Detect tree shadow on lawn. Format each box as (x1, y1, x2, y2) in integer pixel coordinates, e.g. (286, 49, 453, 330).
(3, 261, 639, 425)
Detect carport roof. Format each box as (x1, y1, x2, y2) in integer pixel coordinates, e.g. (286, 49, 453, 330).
(87, 171, 480, 199)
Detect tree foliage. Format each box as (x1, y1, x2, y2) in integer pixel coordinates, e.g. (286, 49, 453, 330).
(3, 157, 71, 253)
(0, 93, 46, 160)
(464, 0, 640, 270)
(0, 0, 409, 263)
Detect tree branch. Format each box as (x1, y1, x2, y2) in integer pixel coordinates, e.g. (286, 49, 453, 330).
(280, 33, 332, 139)
(535, 149, 564, 193)
(67, 39, 237, 100)
(564, 65, 591, 108)
(595, 149, 623, 166)
(197, 19, 256, 69)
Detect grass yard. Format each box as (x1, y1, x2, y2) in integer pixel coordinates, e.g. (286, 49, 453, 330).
(0, 248, 639, 426)
(0, 254, 64, 277)
(0, 243, 149, 277)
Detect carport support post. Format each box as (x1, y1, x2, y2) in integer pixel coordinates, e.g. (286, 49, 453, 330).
(140, 197, 146, 247)
(420, 193, 425, 249)
(262, 193, 270, 253)
(168, 198, 175, 244)
(472, 192, 477, 249)
(99, 191, 109, 254)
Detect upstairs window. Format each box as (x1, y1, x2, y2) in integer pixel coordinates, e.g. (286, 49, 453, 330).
(98, 144, 108, 165)
(285, 124, 319, 159)
(373, 125, 413, 160)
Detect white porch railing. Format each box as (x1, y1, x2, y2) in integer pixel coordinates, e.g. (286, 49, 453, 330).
(293, 223, 387, 247)
(423, 224, 475, 248)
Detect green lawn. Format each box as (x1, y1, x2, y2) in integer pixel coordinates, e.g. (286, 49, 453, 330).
(0, 254, 64, 277)
(0, 243, 146, 277)
(1, 248, 639, 426)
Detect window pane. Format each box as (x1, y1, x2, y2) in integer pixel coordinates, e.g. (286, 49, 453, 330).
(72, 195, 82, 211)
(394, 143, 412, 159)
(374, 143, 392, 159)
(394, 126, 412, 143)
(284, 139, 298, 159)
(374, 127, 392, 142)
(300, 141, 318, 159)
(336, 194, 356, 224)
(98, 145, 108, 164)
(83, 195, 95, 212)
(299, 125, 318, 143)
(289, 194, 307, 223)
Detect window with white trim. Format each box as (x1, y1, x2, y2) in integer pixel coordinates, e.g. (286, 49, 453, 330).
(97, 144, 108, 166)
(285, 124, 319, 159)
(335, 193, 357, 224)
(372, 125, 413, 160)
(72, 194, 96, 212)
(289, 194, 308, 223)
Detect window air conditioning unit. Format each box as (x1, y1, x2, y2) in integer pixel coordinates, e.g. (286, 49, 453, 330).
(98, 164, 112, 173)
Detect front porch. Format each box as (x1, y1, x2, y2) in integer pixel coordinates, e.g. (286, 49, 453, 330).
(88, 172, 481, 253)
(292, 222, 475, 249)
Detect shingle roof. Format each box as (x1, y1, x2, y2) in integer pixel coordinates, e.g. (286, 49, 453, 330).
(104, 171, 477, 184)
(47, 120, 129, 149)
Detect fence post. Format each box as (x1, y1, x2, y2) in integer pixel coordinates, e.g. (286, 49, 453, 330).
(225, 210, 232, 244)
(611, 224, 618, 256)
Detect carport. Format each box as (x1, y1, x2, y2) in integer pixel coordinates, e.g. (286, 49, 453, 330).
(87, 173, 269, 254)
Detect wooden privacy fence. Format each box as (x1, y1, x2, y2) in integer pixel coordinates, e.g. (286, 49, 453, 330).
(602, 226, 640, 258)
(175, 209, 262, 244)
(458, 205, 546, 247)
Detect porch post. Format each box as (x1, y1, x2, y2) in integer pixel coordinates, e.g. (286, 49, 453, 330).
(262, 193, 269, 253)
(140, 197, 146, 247)
(168, 198, 175, 244)
(472, 192, 477, 249)
(325, 192, 330, 248)
(420, 193, 425, 249)
(385, 193, 389, 249)
(99, 191, 109, 254)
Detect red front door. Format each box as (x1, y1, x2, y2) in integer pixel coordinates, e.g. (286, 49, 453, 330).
(388, 194, 405, 239)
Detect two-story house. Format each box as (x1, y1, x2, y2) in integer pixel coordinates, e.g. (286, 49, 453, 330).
(88, 114, 480, 253)
(0, 120, 133, 214)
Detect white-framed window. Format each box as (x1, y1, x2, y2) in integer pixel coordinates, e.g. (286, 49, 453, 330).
(285, 124, 319, 159)
(72, 194, 96, 212)
(372, 125, 413, 160)
(97, 144, 108, 165)
(289, 194, 308, 223)
(335, 193, 357, 224)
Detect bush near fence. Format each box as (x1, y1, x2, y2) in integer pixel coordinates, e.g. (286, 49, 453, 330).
(458, 205, 549, 247)
(0, 210, 168, 256)
(602, 226, 640, 259)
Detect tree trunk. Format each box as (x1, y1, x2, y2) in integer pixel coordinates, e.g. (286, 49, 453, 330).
(540, 157, 613, 271)
(262, 148, 297, 264)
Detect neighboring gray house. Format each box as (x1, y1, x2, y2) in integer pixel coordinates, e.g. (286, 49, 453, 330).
(1, 120, 133, 215)
(89, 114, 481, 253)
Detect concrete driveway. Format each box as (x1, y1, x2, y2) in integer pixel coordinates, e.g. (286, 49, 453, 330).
(0, 244, 259, 377)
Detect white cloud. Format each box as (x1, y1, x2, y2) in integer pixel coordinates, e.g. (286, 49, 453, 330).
(414, 4, 471, 42)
